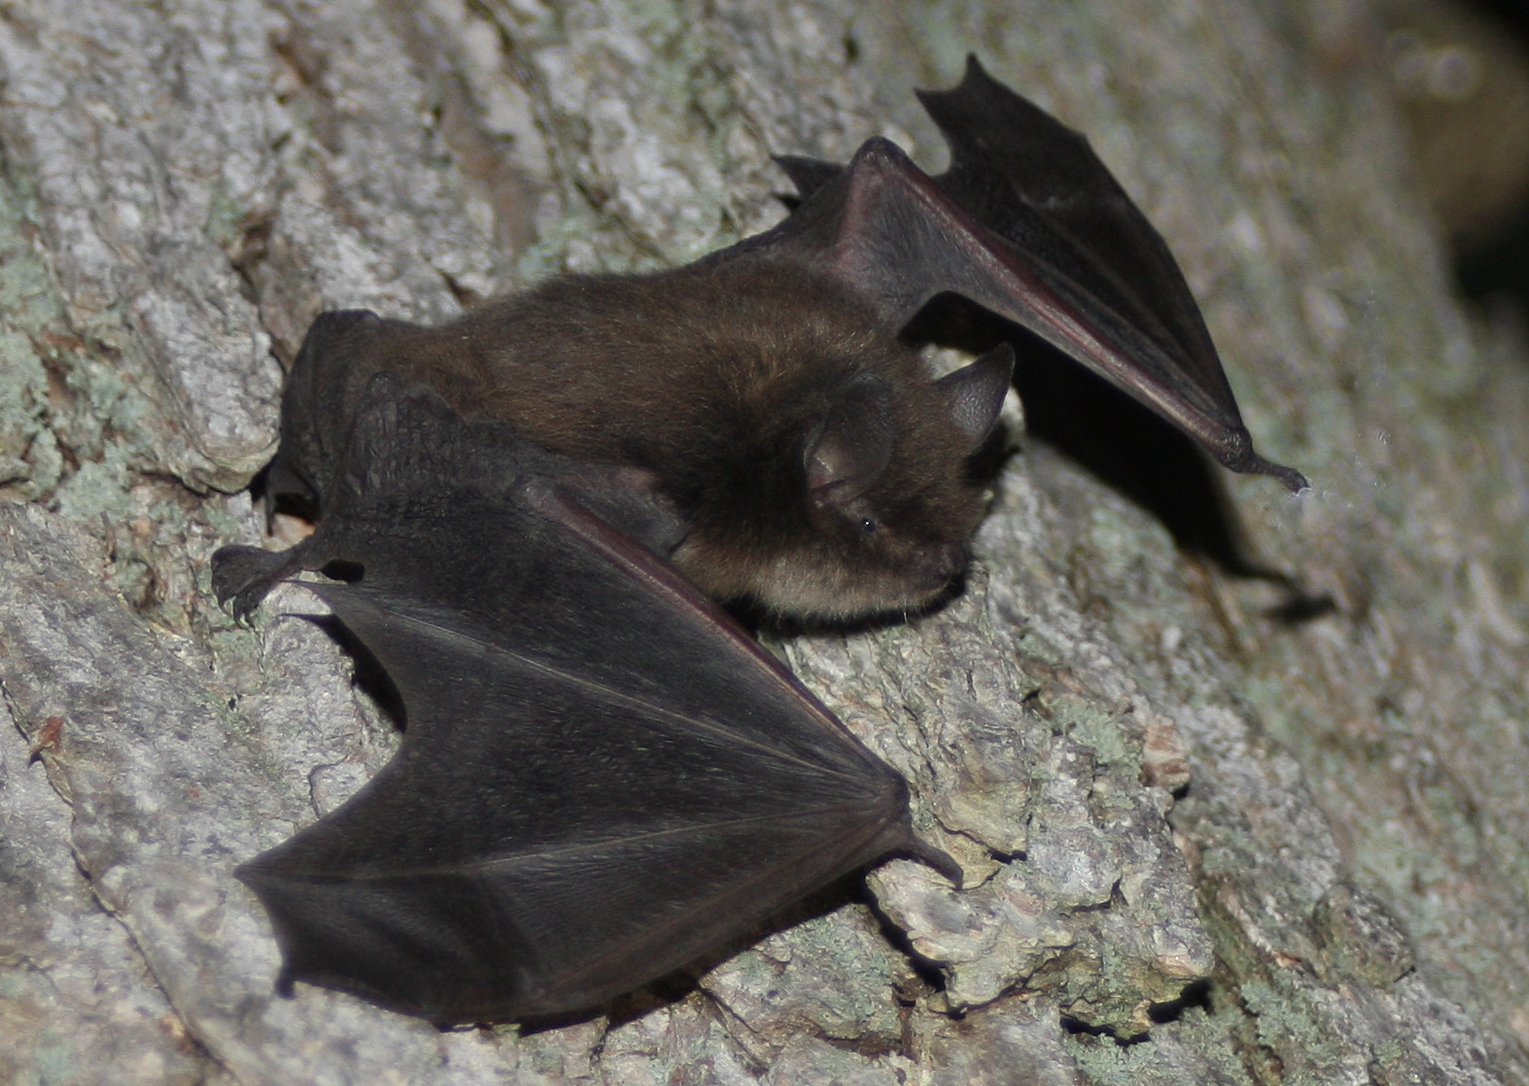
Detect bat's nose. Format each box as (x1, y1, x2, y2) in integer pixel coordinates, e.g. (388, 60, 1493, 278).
(913, 541, 968, 589)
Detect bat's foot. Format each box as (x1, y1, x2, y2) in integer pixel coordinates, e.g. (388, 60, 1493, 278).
(212, 544, 302, 621)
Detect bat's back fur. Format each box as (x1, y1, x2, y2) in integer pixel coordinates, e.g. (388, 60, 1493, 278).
(275, 260, 1003, 620)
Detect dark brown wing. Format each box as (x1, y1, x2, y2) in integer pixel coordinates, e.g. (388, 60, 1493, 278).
(750, 56, 1304, 491)
(218, 380, 952, 1024)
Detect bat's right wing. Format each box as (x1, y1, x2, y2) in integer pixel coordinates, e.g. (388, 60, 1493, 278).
(745, 56, 1305, 491)
(217, 380, 954, 1026)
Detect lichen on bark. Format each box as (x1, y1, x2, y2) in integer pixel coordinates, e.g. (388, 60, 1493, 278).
(1, 1, 1526, 1083)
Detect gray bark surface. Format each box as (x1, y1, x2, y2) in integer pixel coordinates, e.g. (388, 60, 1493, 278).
(1, 1, 1525, 1083)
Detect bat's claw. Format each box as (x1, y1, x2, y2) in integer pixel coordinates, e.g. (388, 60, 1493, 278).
(906, 836, 965, 888)
(1260, 459, 1310, 495)
(1222, 443, 1310, 494)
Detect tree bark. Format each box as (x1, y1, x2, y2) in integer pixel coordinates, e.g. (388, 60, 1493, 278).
(1, 1, 1525, 1083)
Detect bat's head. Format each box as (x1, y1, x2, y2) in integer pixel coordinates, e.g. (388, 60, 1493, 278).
(677, 339, 1013, 623)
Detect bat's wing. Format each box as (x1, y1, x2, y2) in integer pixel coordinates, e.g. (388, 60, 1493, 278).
(220, 381, 952, 1025)
(754, 56, 1304, 491)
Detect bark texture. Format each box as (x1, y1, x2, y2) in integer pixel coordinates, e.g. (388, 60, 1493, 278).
(1, 1, 1526, 1083)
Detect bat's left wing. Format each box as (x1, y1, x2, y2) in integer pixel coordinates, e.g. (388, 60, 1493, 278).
(735, 56, 1305, 491)
(215, 379, 954, 1025)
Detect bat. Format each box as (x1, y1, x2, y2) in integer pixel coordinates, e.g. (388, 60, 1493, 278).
(217, 57, 1305, 1024)
(216, 377, 959, 1025)
(263, 56, 1300, 625)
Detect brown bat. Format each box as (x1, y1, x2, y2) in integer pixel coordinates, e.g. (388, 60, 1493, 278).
(215, 56, 1303, 1025)
(264, 58, 1300, 623)
(268, 266, 1013, 622)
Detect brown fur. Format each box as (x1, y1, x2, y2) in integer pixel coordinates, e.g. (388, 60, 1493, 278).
(303, 260, 995, 620)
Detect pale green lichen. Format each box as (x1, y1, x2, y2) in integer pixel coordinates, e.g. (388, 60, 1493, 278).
(0, 169, 65, 499)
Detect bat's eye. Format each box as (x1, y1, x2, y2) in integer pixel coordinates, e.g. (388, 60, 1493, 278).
(860, 516, 878, 535)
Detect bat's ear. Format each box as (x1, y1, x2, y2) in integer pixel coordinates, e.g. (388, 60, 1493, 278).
(805, 374, 895, 508)
(934, 344, 1014, 453)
